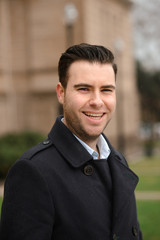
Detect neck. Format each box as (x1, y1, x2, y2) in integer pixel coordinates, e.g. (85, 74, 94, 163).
(83, 138, 99, 152)
(87, 141, 100, 158)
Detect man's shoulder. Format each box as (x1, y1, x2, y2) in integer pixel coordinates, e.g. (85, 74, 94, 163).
(113, 149, 128, 167)
(20, 138, 53, 161)
(102, 133, 128, 167)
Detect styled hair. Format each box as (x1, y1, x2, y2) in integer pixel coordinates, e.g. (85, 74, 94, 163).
(58, 43, 117, 88)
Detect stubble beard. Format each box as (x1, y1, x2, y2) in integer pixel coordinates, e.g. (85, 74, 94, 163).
(64, 110, 110, 144)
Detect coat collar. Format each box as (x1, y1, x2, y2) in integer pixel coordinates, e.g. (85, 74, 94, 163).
(48, 116, 93, 167)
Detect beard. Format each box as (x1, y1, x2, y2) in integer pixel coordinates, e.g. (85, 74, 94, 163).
(63, 107, 109, 144)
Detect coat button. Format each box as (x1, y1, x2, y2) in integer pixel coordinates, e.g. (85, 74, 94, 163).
(132, 226, 138, 236)
(83, 165, 94, 176)
(43, 139, 50, 145)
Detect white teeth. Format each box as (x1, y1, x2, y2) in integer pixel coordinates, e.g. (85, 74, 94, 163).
(85, 113, 103, 118)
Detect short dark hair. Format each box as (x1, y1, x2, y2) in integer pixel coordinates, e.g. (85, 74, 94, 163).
(58, 43, 117, 88)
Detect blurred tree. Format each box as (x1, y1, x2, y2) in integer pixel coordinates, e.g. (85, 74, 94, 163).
(137, 62, 160, 123)
(0, 131, 45, 179)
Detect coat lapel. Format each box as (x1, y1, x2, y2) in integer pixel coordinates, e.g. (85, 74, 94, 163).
(108, 151, 139, 223)
(48, 116, 93, 168)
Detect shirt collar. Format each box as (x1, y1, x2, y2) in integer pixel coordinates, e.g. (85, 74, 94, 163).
(74, 134, 110, 160)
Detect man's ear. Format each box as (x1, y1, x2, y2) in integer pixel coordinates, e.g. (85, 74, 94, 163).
(56, 82, 64, 104)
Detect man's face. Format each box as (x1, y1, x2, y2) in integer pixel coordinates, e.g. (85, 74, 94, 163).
(57, 60, 116, 145)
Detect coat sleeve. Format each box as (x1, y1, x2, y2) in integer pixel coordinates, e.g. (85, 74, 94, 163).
(0, 159, 55, 240)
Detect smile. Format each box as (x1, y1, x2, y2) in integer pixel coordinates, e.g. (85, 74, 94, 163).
(83, 112, 104, 119)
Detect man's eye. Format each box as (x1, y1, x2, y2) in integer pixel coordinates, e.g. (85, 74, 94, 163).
(102, 89, 112, 92)
(78, 88, 89, 91)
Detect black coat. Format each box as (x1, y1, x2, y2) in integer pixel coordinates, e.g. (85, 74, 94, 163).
(0, 116, 142, 240)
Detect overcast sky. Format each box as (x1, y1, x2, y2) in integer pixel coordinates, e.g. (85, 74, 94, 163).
(130, 0, 160, 71)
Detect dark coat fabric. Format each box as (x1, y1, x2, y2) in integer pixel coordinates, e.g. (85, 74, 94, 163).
(0, 116, 142, 240)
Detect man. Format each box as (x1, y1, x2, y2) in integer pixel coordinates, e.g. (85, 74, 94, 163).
(0, 43, 142, 240)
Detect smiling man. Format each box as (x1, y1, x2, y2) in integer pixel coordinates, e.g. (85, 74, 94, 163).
(57, 60, 116, 152)
(0, 43, 142, 240)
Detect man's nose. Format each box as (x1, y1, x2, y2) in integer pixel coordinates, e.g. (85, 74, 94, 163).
(89, 92, 103, 107)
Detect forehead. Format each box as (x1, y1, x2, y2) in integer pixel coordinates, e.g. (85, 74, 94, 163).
(68, 60, 113, 71)
(67, 60, 115, 84)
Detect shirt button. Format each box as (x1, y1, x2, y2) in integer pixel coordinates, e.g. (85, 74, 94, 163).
(132, 226, 138, 236)
(43, 139, 50, 145)
(83, 165, 94, 176)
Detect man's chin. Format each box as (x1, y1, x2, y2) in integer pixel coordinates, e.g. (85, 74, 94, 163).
(81, 131, 102, 142)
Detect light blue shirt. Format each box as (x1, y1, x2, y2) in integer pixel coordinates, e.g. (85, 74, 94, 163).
(74, 134, 111, 160)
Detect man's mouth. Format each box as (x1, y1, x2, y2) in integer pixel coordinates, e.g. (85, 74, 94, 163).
(83, 112, 104, 119)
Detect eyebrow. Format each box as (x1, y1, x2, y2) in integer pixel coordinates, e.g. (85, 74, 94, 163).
(74, 84, 92, 88)
(74, 83, 116, 89)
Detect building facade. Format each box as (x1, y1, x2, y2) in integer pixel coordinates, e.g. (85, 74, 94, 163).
(0, 0, 140, 155)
